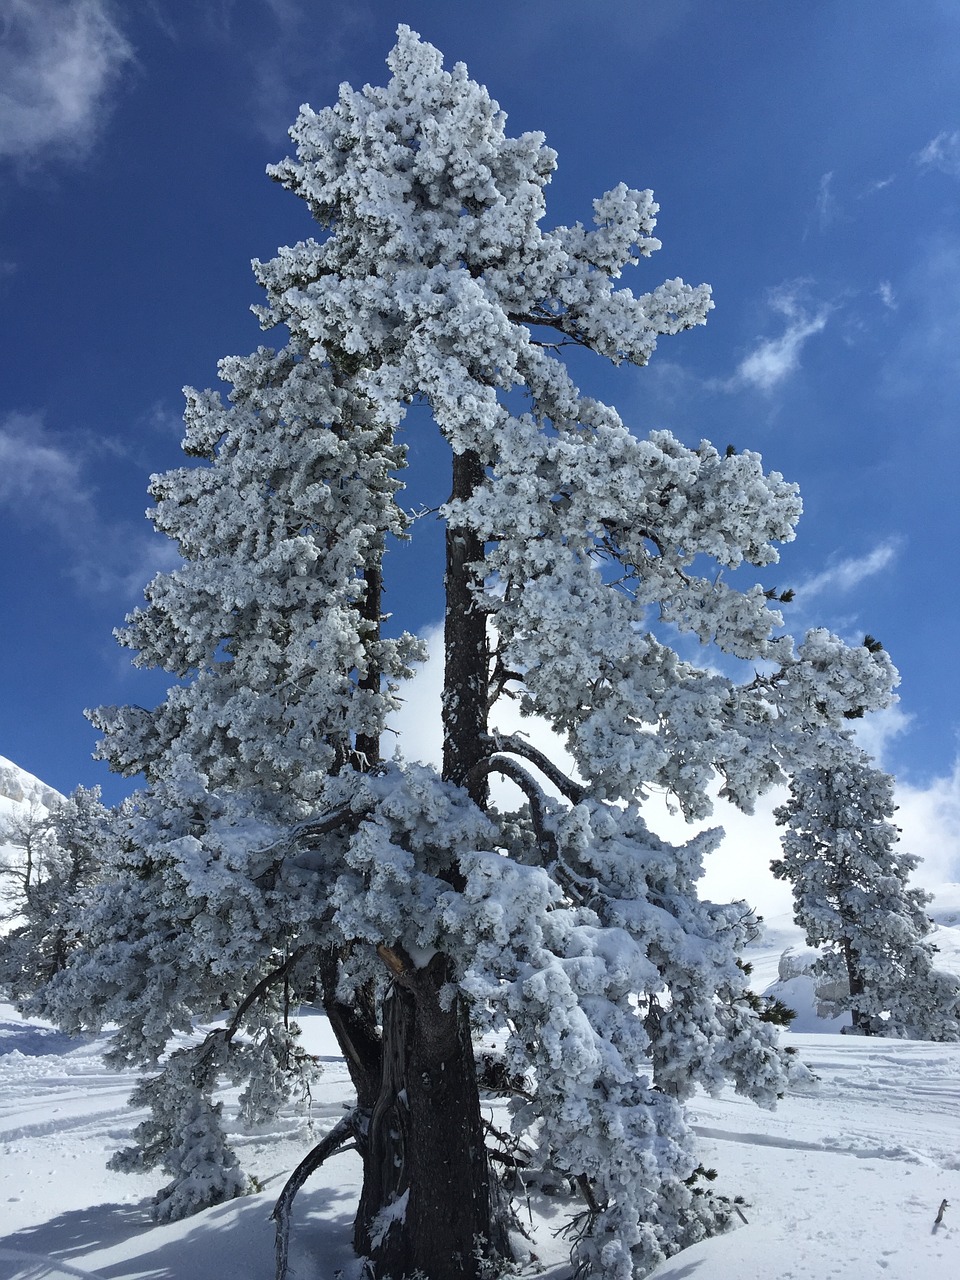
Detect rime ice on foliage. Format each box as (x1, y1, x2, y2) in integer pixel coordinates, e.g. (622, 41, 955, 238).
(2, 27, 901, 1280)
(773, 739, 960, 1040)
(0, 787, 107, 1003)
(109, 1037, 252, 1223)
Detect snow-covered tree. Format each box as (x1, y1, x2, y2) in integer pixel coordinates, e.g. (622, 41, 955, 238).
(773, 737, 960, 1040)
(0, 802, 56, 911)
(0, 786, 106, 998)
(17, 29, 899, 1280)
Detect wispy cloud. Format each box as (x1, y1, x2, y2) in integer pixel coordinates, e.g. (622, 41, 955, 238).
(814, 171, 838, 231)
(0, 410, 95, 532)
(241, 0, 373, 142)
(916, 129, 960, 178)
(879, 235, 960, 404)
(0, 0, 133, 164)
(0, 410, 178, 596)
(796, 538, 900, 602)
(726, 283, 831, 393)
(877, 280, 897, 311)
(859, 174, 895, 198)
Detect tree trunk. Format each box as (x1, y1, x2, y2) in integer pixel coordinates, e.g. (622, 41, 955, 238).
(841, 935, 870, 1033)
(351, 448, 502, 1278)
(354, 952, 505, 1278)
(355, 552, 384, 769)
(443, 448, 489, 808)
(318, 950, 382, 1112)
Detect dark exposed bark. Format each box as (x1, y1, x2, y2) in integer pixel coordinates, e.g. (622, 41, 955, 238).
(355, 553, 384, 768)
(841, 934, 871, 1033)
(355, 951, 506, 1278)
(318, 949, 382, 1111)
(483, 731, 587, 805)
(349, 447, 503, 1278)
(443, 449, 489, 808)
(466, 753, 559, 862)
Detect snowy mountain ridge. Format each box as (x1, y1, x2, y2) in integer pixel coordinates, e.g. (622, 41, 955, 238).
(0, 756, 60, 813)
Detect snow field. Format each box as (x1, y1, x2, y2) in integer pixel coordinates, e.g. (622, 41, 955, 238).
(2, 1003, 959, 1280)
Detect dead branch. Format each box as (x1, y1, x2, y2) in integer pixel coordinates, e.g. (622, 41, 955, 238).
(272, 1110, 360, 1280)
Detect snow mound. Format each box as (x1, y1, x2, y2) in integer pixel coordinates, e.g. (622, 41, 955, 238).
(777, 945, 819, 981)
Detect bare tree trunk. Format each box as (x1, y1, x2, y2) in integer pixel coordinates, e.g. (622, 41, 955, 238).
(352, 448, 503, 1278)
(355, 953, 504, 1278)
(355, 552, 384, 769)
(318, 950, 382, 1112)
(443, 448, 488, 807)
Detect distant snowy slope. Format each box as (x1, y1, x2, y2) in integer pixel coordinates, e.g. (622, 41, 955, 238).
(0, 758, 61, 813)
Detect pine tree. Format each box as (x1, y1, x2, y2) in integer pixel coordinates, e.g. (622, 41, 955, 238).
(0, 786, 106, 999)
(16, 29, 899, 1280)
(773, 737, 959, 1039)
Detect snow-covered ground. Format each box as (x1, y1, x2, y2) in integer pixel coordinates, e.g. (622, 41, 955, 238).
(2, 750, 959, 1279)
(2, 990, 959, 1280)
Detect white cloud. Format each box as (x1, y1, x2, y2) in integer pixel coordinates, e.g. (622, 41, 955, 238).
(0, 410, 95, 532)
(895, 759, 960, 889)
(916, 130, 960, 178)
(0, 409, 179, 598)
(727, 284, 830, 393)
(796, 538, 900, 601)
(0, 0, 133, 163)
(852, 703, 912, 765)
(387, 622, 444, 769)
(814, 171, 838, 231)
(877, 280, 897, 311)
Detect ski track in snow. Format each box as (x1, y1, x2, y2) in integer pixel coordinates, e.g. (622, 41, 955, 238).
(1, 1005, 959, 1279)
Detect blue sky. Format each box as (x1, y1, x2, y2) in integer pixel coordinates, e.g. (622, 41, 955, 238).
(1, 0, 959, 819)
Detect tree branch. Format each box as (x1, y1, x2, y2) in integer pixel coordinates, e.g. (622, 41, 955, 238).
(272, 1110, 360, 1280)
(224, 945, 318, 1044)
(253, 805, 372, 887)
(465, 754, 558, 861)
(483, 732, 586, 804)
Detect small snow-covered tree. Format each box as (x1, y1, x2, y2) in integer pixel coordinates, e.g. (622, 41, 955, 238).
(0, 786, 106, 997)
(19, 29, 899, 1280)
(0, 803, 57, 911)
(773, 737, 960, 1039)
